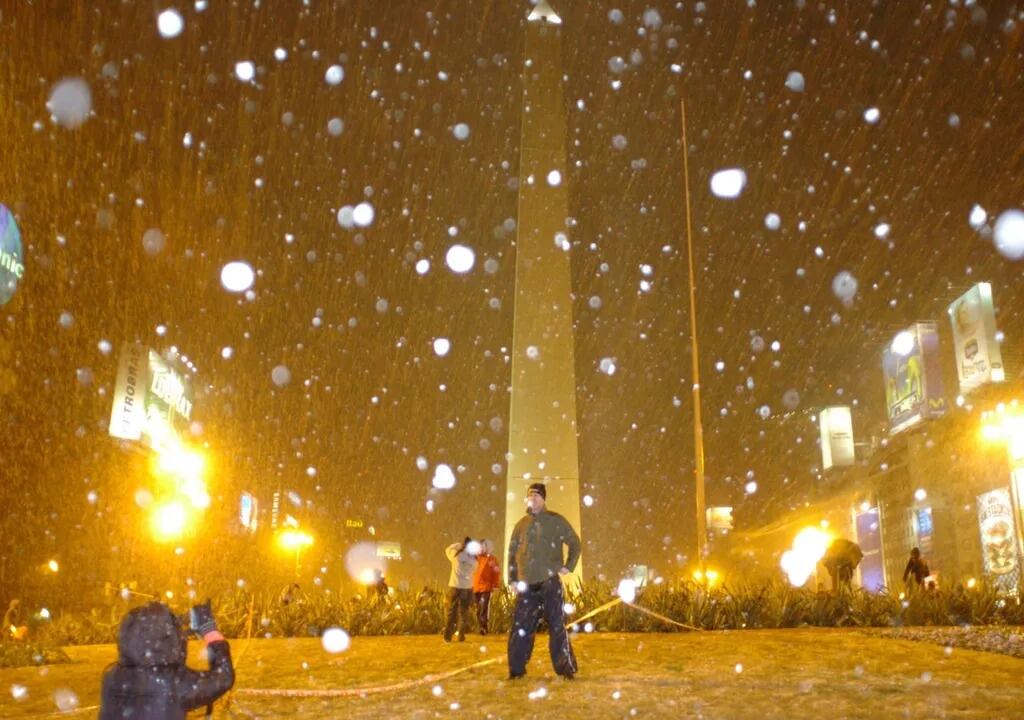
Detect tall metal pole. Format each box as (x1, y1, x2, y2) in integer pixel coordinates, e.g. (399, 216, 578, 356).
(681, 99, 707, 567)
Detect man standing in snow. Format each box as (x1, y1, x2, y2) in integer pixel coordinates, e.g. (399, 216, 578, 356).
(507, 482, 581, 680)
(443, 537, 477, 642)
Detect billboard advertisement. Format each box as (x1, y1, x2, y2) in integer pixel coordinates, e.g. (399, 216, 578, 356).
(240, 492, 258, 531)
(977, 488, 1019, 594)
(819, 406, 855, 470)
(0, 203, 25, 306)
(376, 541, 402, 560)
(109, 344, 194, 448)
(706, 506, 734, 530)
(948, 283, 1004, 394)
(882, 323, 947, 434)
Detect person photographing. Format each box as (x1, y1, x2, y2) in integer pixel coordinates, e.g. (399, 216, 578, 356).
(507, 482, 581, 680)
(100, 599, 234, 719)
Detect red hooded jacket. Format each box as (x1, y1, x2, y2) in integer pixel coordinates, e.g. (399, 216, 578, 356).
(472, 552, 501, 592)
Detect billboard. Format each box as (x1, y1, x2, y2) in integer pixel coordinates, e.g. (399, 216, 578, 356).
(882, 323, 947, 434)
(948, 283, 1004, 394)
(376, 541, 402, 560)
(240, 492, 258, 531)
(109, 344, 194, 448)
(819, 406, 855, 470)
(706, 506, 734, 530)
(977, 488, 1019, 594)
(0, 203, 25, 306)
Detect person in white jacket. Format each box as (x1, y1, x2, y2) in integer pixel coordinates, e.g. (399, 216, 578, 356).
(444, 537, 478, 642)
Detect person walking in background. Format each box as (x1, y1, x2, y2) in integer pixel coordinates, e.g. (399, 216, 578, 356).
(507, 482, 581, 680)
(903, 547, 930, 589)
(443, 537, 477, 642)
(472, 539, 501, 635)
(822, 538, 863, 592)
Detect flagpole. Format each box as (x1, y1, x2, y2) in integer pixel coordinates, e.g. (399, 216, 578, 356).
(680, 99, 707, 568)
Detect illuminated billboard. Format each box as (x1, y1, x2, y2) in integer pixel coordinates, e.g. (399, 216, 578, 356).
(0, 203, 25, 306)
(376, 541, 402, 560)
(819, 406, 855, 470)
(109, 344, 194, 448)
(706, 507, 734, 530)
(948, 283, 1004, 395)
(882, 323, 947, 434)
(240, 492, 258, 532)
(977, 488, 1019, 594)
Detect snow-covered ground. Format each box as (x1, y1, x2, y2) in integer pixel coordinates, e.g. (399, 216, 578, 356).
(3, 629, 1023, 718)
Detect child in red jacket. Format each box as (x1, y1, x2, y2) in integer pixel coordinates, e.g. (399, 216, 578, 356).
(472, 540, 502, 635)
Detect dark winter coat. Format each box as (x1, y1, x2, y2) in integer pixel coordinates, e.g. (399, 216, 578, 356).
(99, 602, 234, 720)
(903, 556, 930, 585)
(507, 508, 581, 585)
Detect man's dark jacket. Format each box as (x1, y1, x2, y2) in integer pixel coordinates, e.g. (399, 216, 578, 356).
(100, 602, 234, 720)
(508, 508, 581, 584)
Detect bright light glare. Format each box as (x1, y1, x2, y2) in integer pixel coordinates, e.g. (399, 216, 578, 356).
(780, 526, 832, 587)
(152, 502, 189, 542)
(47, 560, 59, 573)
(617, 578, 637, 603)
(278, 530, 313, 550)
(156, 445, 205, 481)
(358, 568, 377, 585)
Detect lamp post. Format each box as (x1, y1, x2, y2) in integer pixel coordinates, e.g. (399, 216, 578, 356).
(278, 530, 314, 578)
(680, 99, 707, 568)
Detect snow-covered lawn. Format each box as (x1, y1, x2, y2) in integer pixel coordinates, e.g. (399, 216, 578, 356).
(3, 629, 1023, 718)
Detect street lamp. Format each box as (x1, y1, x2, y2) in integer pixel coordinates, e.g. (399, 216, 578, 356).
(278, 530, 314, 576)
(151, 501, 190, 542)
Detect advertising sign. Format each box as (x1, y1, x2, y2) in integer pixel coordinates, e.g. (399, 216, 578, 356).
(376, 541, 402, 560)
(108, 344, 194, 448)
(855, 508, 885, 592)
(819, 406, 855, 470)
(977, 488, 1019, 594)
(706, 506, 734, 531)
(882, 323, 947, 434)
(0, 204, 25, 306)
(915, 507, 934, 556)
(240, 492, 257, 531)
(948, 283, 1004, 394)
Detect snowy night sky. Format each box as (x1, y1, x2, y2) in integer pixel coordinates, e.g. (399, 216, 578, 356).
(1, 0, 1023, 589)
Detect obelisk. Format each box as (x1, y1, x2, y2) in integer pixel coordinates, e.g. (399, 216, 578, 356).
(504, 0, 583, 584)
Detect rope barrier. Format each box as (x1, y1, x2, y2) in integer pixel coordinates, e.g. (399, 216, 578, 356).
(624, 602, 702, 632)
(235, 657, 502, 699)
(568, 597, 622, 628)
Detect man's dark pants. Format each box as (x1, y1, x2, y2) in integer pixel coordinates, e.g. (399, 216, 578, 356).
(507, 577, 577, 677)
(444, 587, 473, 641)
(474, 591, 492, 634)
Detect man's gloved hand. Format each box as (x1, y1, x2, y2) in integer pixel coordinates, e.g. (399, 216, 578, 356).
(189, 599, 217, 637)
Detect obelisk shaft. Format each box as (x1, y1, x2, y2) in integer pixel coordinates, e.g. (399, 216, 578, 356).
(504, 7, 582, 584)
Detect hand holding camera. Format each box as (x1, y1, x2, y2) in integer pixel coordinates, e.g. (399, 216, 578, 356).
(189, 599, 217, 637)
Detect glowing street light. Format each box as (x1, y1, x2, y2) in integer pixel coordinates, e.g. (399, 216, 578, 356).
(278, 529, 314, 577)
(151, 501, 190, 542)
(780, 526, 833, 587)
